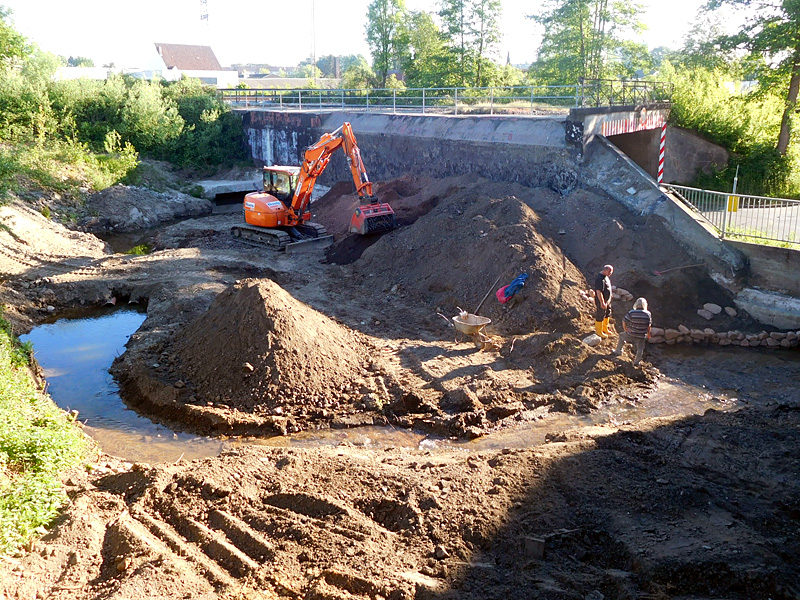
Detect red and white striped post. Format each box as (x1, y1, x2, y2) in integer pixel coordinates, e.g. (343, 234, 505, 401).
(657, 122, 667, 184)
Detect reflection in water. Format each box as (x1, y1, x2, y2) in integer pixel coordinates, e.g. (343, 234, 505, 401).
(21, 307, 224, 464)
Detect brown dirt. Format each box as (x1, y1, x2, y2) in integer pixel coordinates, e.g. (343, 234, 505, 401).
(0, 170, 798, 599)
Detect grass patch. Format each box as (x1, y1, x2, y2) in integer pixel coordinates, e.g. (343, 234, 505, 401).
(0, 139, 138, 204)
(0, 311, 91, 554)
(124, 244, 151, 255)
(725, 227, 800, 250)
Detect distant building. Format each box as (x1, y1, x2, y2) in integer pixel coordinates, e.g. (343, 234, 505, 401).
(152, 43, 238, 88)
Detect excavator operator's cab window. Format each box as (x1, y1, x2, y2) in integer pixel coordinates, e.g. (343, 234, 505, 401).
(264, 170, 295, 205)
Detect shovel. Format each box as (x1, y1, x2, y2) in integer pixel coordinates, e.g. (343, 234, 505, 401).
(651, 263, 704, 276)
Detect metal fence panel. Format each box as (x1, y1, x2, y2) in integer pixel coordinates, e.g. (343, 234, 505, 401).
(219, 81, 670, 113)
(666, 184, 800, 247)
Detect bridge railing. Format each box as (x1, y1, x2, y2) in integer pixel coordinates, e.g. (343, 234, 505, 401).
(578, 79, 673, 107)
(220, 82, 675, 114)
(665, 184, 800, 247)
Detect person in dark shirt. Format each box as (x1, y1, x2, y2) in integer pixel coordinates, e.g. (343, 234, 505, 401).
(593, 264, 614, 339)
(613, 297, 652, 366)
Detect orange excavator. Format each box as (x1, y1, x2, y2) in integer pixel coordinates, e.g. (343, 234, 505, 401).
(231, 122, 396, 251)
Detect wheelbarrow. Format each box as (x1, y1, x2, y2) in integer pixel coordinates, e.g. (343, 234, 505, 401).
(451, 312, 492, 348)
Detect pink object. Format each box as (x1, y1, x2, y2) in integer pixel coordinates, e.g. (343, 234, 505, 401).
(496, 285, 510, 304)
(658, 122, 666, 184)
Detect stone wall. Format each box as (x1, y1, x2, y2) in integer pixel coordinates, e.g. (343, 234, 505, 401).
(238, 110, 582, 195)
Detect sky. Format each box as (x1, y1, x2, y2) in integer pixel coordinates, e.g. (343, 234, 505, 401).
(3, 0, 710, 70)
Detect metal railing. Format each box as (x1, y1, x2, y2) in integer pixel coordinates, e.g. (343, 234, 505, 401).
(219, 85, 581, 114)
(665, 184, 800, 247)
(578, 79, 673, 107)
(220, 80, 672, 114)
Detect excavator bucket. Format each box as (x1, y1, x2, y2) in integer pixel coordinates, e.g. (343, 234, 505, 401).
(349, 202, 397, 235)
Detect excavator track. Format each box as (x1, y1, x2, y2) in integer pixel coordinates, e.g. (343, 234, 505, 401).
(230, 223, 332, 253)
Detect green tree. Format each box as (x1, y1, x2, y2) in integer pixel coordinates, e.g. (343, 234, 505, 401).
(121, 79, 183, 151)
(402, 11, 449, 87)
(366, 0, 408, 87)
(438, 0, 473, 85)
(0, 6, 29, 69)
(340, 62, 377, 89)
(472, 0, 502, 86)
(67, 56, 95, 67)
(528, 0, 645, 84)
(705, 0, 800, 155)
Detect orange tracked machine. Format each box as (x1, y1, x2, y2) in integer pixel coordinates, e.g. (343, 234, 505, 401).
(232, 122, 396, 251)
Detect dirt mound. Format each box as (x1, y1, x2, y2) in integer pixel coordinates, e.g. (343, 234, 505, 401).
(171, 279, 387, 417)
(312, 173, 433, 239)
(350, 176, 589, 336)
(81, 184, 213, 233)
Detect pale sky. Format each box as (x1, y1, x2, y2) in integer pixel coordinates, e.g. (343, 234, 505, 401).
(4, 0, 708, 70)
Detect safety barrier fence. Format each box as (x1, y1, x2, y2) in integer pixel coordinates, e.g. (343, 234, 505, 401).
(665, 184, 800, 246)
(219, 80, 671, 114)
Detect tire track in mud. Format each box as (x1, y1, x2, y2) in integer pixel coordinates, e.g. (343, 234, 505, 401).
(90, 454, 426, 599)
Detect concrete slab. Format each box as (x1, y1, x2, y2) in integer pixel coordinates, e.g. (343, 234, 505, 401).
(735, 288, 800, 330)
(196, 178, 261, 200)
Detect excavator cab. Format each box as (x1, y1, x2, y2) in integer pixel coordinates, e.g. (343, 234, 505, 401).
(263, 166, 297, 206)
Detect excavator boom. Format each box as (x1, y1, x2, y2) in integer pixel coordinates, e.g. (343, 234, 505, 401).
(290, 122, 396, 235)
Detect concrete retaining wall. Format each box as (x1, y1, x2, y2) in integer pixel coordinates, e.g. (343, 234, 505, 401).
(725, 240, 800, 296)
(239, 110, 582, 195)
(580, 136, 746, 274)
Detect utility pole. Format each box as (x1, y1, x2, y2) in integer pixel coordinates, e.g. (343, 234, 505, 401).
(311, 0, 317, 85)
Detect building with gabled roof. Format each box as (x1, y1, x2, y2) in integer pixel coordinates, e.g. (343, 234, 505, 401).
(152, 43, 237, 88)
(154, 43, 223, 71)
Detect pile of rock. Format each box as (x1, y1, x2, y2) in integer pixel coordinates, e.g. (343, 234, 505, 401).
(612, 287, 635, 303)
(646, 326, 799, 348)
(696, 302, 737, 321)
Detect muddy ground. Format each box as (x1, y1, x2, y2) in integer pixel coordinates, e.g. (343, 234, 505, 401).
(0, 173, 798, 599)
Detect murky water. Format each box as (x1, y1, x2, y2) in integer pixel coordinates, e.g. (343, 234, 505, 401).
(20, 307, 224, 464)
(22, 307, 800, 461)
(240, 376, 742, 452)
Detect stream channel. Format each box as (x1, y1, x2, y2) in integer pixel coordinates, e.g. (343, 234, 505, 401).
(22, 306, 800, 464)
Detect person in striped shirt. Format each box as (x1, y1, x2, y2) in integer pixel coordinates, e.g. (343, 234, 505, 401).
(612, 297, 652, 366)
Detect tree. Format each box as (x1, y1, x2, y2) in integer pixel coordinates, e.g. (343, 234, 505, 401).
(439, 0, 472, 83)
(0, 6, 30, 69)
(471, 0, 501, 86)
(705, 0, 800, 155)
(528, 0, 645, 84)
(340, 63, 376, 89)
(365, 0, 408, 87)
(402, 11, 461, 88)
(67, 56, 95, 67)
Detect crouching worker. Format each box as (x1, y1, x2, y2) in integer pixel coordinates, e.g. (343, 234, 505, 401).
(613, 297, 652, 366)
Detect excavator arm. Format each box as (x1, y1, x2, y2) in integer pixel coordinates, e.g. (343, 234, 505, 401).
(288, 122, 395, 234)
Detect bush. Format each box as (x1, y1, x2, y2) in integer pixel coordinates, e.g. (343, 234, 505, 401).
(661, 62, 799, 197)
(0, 311, 90, 554)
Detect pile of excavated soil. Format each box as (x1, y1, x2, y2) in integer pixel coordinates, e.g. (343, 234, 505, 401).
(312, 174, 429, 239)
(80, 184, 213, 233)
(169, 279, 395, 423)
(349, 175, 590, 336)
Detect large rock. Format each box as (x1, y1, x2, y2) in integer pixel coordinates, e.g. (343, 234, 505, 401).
(81, 185, 214, 233)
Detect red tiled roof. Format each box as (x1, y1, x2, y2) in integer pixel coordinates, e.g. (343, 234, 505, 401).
(154, 43, 222, 70)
